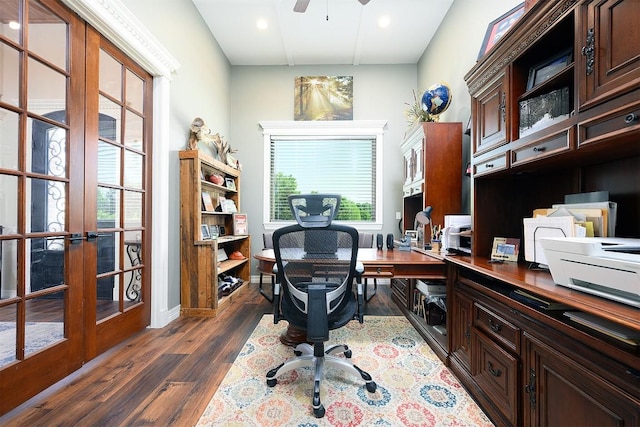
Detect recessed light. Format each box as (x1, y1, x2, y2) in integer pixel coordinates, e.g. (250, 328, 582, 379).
(378, 15, 390, 28)
(256, 18, 268, 30)
(9, 21, 20, 30)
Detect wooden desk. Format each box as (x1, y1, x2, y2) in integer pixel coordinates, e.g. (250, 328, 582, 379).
(255, 247, 446, 280)
(254, 247, 446, 345)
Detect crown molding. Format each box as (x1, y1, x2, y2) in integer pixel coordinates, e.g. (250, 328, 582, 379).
(61, 0, 180, 77)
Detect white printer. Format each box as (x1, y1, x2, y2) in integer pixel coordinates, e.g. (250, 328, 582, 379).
(540, 237, 640, 308)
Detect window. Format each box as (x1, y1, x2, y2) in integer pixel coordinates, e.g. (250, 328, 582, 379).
(260, 121, 387, 229)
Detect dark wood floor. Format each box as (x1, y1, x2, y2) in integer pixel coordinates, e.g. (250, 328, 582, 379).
(0, 281, 401, 426)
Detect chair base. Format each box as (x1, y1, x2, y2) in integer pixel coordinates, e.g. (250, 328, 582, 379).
(266, 341, 376, 418)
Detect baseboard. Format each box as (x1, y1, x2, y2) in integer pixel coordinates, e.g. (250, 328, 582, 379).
(150, 304, 181, 328)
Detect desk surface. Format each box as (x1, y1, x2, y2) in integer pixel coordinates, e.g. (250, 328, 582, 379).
(255, 247, 446, 279)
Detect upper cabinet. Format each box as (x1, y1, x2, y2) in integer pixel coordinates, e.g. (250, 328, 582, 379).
(577, 0, 640, 111)
(401, 122, 462, 232)
(465, 0, 640, 258)
(472, 70, 509, 156)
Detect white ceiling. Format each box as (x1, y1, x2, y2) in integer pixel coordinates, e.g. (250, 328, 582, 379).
(191, 0, 454, 66)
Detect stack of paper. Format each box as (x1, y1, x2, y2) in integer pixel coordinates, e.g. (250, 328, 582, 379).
(524, 200, 616, 266)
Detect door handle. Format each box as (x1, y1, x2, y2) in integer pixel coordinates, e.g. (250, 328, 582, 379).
(66, 231, 107, 244)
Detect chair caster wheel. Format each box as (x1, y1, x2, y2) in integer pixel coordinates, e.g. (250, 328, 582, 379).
(267, 378, 277, 387)
(366, 381, 377, 393)
(344, 349, 352, 358)
(313, 405, 325, 418)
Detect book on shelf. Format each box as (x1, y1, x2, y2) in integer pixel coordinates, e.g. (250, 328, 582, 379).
(201, 192, 215, 212)
(510, 289, 572, 311)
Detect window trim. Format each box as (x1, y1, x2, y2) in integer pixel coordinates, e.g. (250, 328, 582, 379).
(259, 120, 387, 231)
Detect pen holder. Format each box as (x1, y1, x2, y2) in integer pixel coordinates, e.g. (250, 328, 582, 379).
(430, 239, 441, 253)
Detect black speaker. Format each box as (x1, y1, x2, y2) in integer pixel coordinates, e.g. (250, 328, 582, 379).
(386, 233, 394, 250)
(376, 233, 384, 250)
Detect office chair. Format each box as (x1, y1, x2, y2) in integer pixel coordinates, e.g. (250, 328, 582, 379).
(266, 195, 376, 418)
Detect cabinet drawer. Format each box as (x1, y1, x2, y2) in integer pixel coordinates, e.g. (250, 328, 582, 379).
(511, 130, 571, 167)
(472, 329, 519, 427)
(578, 101, 640, 148)
(473, 152, 508, 177)
(363, 264, 394, 278)
(474, 303, 520, 354)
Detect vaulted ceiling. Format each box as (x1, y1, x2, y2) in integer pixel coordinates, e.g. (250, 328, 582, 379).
(191, 0, 454, 66)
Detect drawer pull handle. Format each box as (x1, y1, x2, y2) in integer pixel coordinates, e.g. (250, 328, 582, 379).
(485, 163, 494, 168)
(377, 268, 382, 273)
(488, 361, 502, 377)
(624, 113, 638, 124)
(489, 319, 502, 332)
(533, 146, 546, 152)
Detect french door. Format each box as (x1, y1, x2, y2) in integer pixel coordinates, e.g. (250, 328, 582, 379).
(0, 0, 152, 414)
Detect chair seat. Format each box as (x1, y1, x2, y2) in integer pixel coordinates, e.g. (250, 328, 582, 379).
(281, 288, 357, 332)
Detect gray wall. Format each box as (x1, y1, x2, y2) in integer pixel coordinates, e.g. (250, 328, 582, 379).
(228, 64, 416, 274)
(121, 0, 231, 308)
(119, 0, 524, 312)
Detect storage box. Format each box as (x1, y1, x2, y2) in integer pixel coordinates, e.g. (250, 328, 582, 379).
(519, 87, 570, 137)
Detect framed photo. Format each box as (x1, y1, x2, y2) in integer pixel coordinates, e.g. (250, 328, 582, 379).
(209, 224, 219, 239)
(201, 224, 211, 240)
(526, 48, 572, 90)
(225, 177, 236, 191)
(491, 237, 520, 262)
(232, 213, 248, 235)
(478, 3, 525, 60)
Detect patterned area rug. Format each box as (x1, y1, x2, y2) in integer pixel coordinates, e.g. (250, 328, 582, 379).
(0, 321, 64, 366)
(197, 315, 493, 426)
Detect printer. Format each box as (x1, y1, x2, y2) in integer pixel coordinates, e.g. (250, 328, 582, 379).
(540, 237, 640, 308)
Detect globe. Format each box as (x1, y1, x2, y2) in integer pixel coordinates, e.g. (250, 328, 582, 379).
(421, 83, 452, 116)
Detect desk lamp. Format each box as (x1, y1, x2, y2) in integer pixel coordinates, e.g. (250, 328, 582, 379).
(414, 206, 433, 248)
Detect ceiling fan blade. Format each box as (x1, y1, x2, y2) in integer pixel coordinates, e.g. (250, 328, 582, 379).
(357, 0, 371, 5)
(293, 0, 310, 13)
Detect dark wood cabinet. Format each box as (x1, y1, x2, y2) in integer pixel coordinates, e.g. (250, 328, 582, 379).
(472, 71, 509, 157)
(523, 333, 640, 427)
(578, 0, 640, 111)
(446, 260, 640, 427)
(454, 2, 639, 417)
(401, 122, 462, 232)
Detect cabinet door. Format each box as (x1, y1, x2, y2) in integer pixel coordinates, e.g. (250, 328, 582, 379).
(473, 71, 509, 156)
(523, 333, 640, 427)
(451, 288, 473, 371)
(578, 0, 640, 110)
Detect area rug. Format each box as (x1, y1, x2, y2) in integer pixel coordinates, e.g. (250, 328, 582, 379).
(0, 321, 64, 366)
(197, 315, 493, 426)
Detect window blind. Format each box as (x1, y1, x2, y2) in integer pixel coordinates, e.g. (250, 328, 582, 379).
(269, 137, 376, 222)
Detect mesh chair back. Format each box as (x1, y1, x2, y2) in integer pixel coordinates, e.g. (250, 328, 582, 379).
(273, 223, 359, 317)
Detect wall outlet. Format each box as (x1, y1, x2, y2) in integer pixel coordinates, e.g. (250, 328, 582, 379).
(395, 211, 402, 220)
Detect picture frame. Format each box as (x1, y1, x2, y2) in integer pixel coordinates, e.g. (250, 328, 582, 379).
(201, 224, 211, 240)
(491, 237, 520, 262)
(477, 3, 525, 60)
(209, 224, 219, 239)
(294, 76, 353, 121)
(225, 177, 236, 191)
(232, 213, 248, 235)
(526, 48, 572, 90)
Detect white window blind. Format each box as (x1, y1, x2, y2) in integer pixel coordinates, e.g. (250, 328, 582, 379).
(269, 137, 376, 222)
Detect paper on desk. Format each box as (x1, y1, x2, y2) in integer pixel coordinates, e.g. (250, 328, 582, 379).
(552, 201, 616, 237)
(533, 207, 606, 237)
(523, 216, 586, 265)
